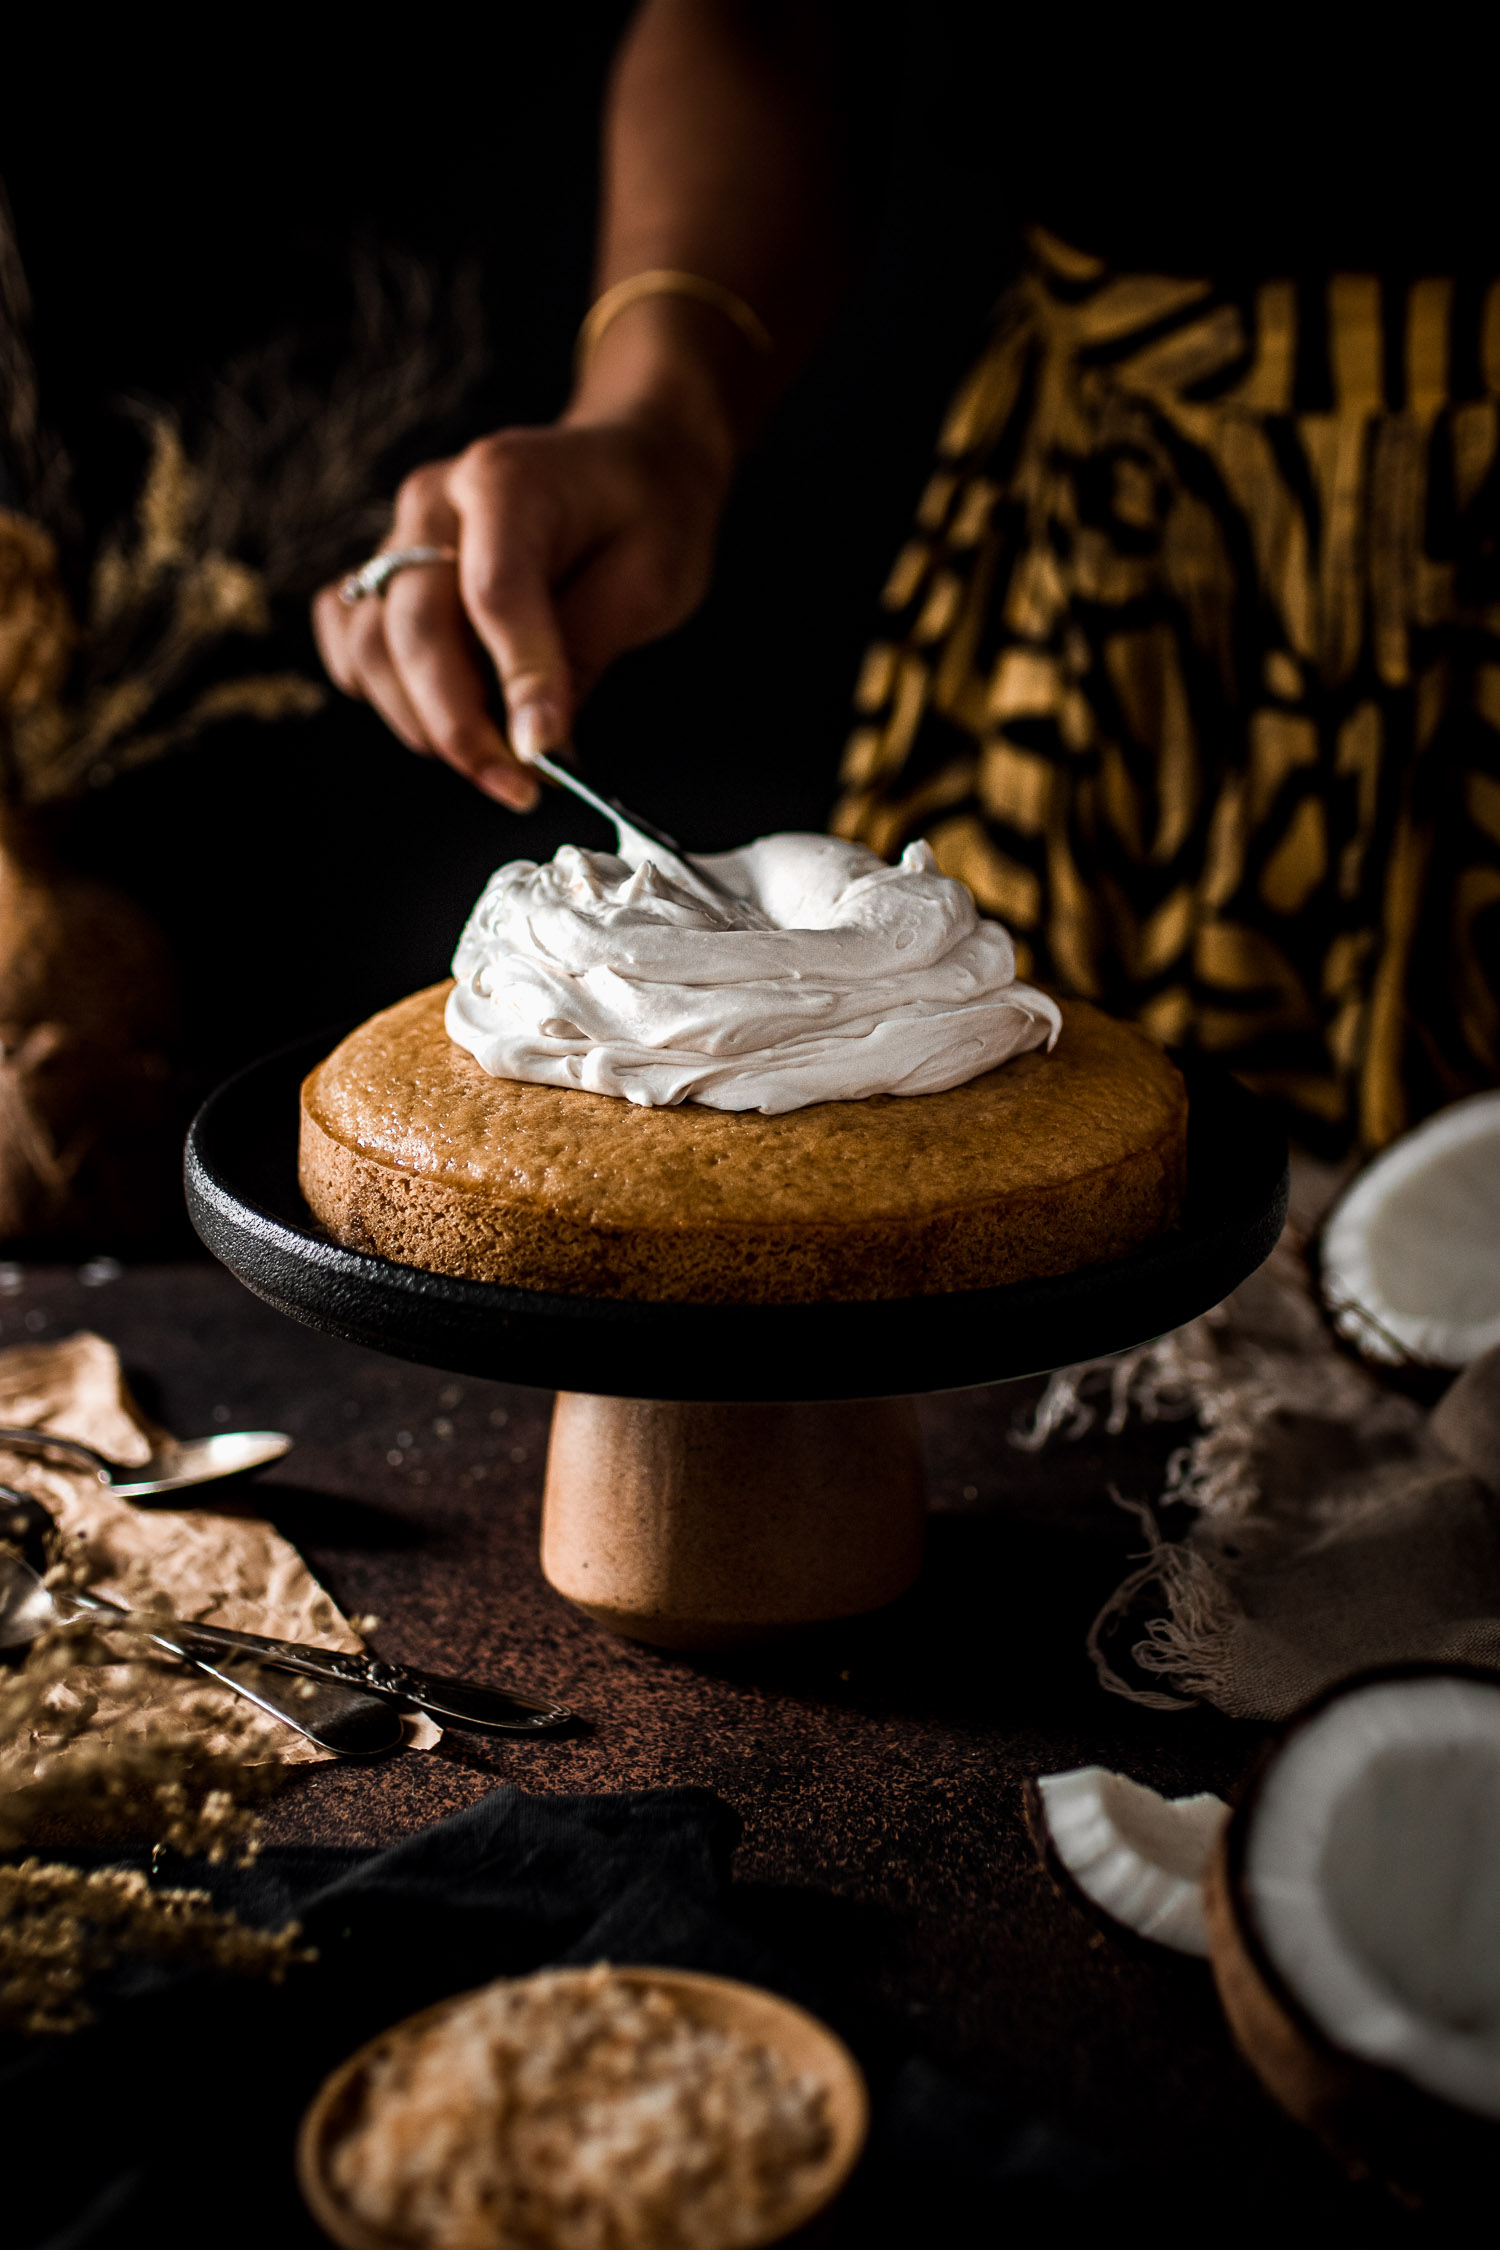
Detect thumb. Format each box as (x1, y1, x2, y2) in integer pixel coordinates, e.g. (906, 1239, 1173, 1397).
(474, 582, 572, 766)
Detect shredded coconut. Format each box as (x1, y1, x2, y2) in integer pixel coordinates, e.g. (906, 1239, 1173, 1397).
(329, 1965, 833, 2250)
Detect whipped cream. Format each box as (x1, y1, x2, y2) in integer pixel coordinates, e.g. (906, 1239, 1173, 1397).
(445, 831, 1060, 1114)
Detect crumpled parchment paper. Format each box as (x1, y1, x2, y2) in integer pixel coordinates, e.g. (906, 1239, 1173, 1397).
(0, 1329, 437, 1777)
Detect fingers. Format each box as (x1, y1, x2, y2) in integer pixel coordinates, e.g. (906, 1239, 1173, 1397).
(383, 570, 538, 812)
(313, 583, 430, 753)
(313, 422, 715, 809)
(448, 437, 576, 765)
(312, 464, 539, 810)
(382, 469, 537, 810)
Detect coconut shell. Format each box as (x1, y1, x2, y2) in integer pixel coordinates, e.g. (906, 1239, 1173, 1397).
(1020, 1776, 1111, 1931)
(0, 810, 178, 1245)
(1207, 1665, 1500, 2206)
(1307, 1227, 1452, 1408)
(1020, 1775, 1126, 1943)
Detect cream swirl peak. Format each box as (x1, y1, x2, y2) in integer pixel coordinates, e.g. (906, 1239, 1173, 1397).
(445, 831, 1061, 1114)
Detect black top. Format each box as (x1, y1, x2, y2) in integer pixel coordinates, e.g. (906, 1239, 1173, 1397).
(876, 6, 1500, 279)
(7, 8, 1496, 516)
(8, 8, 1498, 440)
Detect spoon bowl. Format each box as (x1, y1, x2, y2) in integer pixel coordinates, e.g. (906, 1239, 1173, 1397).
(110, 1430, 293, 1497)
(0, 1425, 292, 1497)
(0, 1554, 58, 1650)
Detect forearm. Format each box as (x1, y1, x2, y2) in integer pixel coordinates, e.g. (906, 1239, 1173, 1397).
(317, 4, 843, 786)
(569, 0, 844, 465)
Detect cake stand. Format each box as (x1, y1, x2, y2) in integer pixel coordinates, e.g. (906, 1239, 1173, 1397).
(185, 1036, 1287, 1649)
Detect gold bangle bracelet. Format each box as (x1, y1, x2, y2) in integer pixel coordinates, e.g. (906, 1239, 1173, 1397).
(576, 269, 775, 368)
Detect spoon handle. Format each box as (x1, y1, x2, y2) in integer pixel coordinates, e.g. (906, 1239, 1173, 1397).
(70, 1594, 571, 1735)
(0, 1427, 111, 1481)
(65, 1594, 403, 1756)
(187, 1634, 571, 1735)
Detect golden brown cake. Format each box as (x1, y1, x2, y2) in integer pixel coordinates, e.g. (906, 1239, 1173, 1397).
(298, 983, 1187, 1305)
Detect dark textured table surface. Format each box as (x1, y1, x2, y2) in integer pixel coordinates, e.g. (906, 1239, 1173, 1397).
(1, 1256, 1418, 2229)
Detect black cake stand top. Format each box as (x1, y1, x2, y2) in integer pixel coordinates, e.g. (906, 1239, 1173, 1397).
(185, 1035, 1287, 1404)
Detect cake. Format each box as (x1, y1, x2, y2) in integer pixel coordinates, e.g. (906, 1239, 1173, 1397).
(299, 830, 1187, 1305)
(300, 982, 1185, 1305)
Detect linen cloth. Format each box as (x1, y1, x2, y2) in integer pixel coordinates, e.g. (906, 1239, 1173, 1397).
(0, 1330, 434, 1782)
(1024, 1165, 1500, 1719)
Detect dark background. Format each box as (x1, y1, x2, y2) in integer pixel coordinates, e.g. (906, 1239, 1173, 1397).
(1, 8, 1017, 1088)
(8, 5, 1500, 1091)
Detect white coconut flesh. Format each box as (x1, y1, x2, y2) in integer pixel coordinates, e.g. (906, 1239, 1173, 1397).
(1320, 1091, 1500, 1367)
(1036, 1766, 1227, 1956)
(1245, 1676, 1500, 2119)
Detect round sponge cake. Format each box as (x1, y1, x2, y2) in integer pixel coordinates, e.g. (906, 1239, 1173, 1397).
(298, 984, 1187, 1305)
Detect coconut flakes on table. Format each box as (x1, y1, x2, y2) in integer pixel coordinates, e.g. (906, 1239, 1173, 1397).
(331, 1965, 832, 2250)
(1034, 1766, 1227, 1956)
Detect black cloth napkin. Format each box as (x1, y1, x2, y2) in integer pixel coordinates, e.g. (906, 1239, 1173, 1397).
(5, 1786, 1111, 2248)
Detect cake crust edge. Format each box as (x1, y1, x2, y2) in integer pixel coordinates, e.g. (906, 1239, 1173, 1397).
(298, 1035, 1187, 1307)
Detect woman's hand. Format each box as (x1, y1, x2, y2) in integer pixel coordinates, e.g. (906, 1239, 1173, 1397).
(315, 0, 841, 806)
(312, 405, 731, 811)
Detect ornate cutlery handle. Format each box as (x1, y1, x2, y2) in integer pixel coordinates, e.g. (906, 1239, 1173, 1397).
(70, 1591, 571, 1735)
(293, 1649, 572, 1733)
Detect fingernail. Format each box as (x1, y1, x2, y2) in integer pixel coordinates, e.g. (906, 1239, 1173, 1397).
(479, 763, 540, 812)
(511, 702, 561, 765)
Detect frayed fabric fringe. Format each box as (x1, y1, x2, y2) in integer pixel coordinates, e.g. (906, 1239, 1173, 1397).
(1020, 1189, 1499, 1719)
(1083, 1491, 1244, 1712)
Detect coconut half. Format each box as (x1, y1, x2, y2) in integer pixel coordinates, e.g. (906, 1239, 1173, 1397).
(1319, 1091, 1500, 1369)
(1034, 1766, 1227, 1956)
(1206, 1668, 1500, 2196)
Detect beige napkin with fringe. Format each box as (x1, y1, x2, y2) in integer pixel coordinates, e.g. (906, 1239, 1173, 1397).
(1021, 1162, 1500, 1720)
(0, 1329, 435, 1778)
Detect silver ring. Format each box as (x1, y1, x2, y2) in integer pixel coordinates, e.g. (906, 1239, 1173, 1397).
(338, 545, 458, 605)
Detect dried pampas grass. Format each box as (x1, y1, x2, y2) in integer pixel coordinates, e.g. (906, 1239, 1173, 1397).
(1, 173, 486, 808)
(0, 1537, 305, 2037)
(0, 176, 485, 1242)
(0, 1857, 310, 2037)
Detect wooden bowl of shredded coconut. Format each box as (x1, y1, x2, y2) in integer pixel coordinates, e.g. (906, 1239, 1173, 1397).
(297, 1963, 868, 2250)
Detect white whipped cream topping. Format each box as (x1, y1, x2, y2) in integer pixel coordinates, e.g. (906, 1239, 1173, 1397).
(445, 831, 1061, 1114)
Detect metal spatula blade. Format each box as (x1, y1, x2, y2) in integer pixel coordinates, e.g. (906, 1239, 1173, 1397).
(524, 750, 773, 928)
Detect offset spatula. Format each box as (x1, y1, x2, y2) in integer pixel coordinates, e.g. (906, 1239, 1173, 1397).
(525, 749, 773, 928)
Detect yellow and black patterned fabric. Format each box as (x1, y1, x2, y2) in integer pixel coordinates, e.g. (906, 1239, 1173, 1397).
(834, 231, 1500, 1152)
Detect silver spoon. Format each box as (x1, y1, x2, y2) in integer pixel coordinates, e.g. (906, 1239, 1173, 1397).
(0, 1547, 402, 1758)
(525, 749, 775, 929)
(0, 1552, 571, 1736)
(0, 1426, 292, 1498)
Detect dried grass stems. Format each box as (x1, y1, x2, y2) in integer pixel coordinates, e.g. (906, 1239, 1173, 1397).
(0, 1859, 310, 2038)
(1, 175, 487, 807)
(0, 1527, 310, 2038)
(0, 201, 478, 2021)
(0, 179, 71, 544)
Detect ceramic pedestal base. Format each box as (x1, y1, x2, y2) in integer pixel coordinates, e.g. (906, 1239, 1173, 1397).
(540, 1393, 926, 1649)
